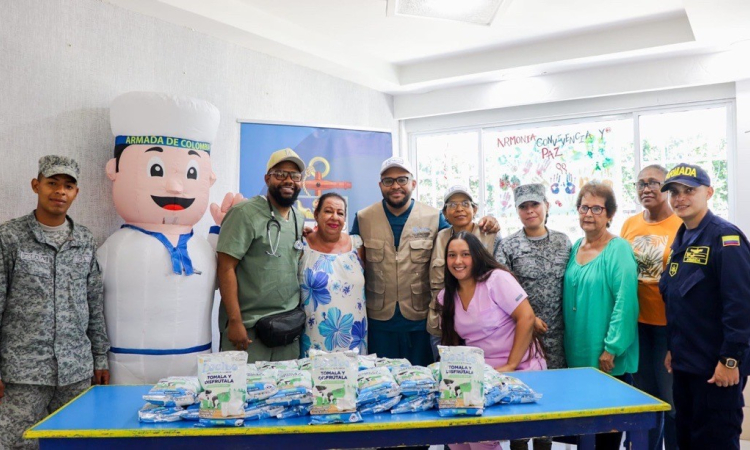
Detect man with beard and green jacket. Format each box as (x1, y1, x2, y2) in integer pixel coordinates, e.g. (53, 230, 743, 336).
(217, 149, 306, 362)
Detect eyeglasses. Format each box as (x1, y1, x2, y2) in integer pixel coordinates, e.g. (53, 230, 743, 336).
(634, 180, 662, 191)
(381, 176, 410, 187)
(578, 205, 606, 215)
(446, 200, 473, 210)
(268, 170, 303, 182)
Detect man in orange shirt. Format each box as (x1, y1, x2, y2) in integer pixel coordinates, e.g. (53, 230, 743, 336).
(620, 164, 681, 450)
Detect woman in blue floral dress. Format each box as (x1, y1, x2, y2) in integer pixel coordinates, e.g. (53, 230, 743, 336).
(299, 193, 367, 357)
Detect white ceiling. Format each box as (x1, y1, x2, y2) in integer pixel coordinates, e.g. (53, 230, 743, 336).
(105, 0, 750, 97)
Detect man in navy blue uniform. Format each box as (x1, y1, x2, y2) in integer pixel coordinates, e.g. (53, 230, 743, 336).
(659, 163, 750, 450)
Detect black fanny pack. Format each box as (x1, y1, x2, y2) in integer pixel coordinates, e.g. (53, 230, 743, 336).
(255, 305, 306, 348)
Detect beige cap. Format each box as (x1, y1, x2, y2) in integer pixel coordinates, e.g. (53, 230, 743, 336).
(266, 148, 306, 173)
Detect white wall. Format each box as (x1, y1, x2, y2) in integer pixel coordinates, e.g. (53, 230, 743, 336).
(0, 0, 396, 243)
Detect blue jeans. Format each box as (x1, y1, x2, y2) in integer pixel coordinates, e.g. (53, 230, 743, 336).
(633, 323, 677, 450)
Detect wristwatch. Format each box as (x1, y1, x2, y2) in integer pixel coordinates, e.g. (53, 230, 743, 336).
(720, 357, 739, 369)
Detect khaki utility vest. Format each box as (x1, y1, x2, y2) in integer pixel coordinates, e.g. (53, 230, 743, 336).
(426, 225, 498, 337)
(358, 201, 440, 321)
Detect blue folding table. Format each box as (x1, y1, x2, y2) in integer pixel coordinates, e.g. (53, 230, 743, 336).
(26, 367, 669, 449)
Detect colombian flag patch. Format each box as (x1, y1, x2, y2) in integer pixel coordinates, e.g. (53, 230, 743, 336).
(722, 235, 740, 247)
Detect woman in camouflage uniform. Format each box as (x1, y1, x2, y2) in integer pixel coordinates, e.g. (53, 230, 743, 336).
(493, 184, 570, 450)
(494, 183, 571, 372)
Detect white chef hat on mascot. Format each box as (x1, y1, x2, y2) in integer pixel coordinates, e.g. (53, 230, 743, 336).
(111, 91, 220, 148)
(108, 92, 220, 229)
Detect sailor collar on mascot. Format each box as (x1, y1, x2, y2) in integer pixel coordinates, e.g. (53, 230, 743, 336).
(108, 91, 220, 275)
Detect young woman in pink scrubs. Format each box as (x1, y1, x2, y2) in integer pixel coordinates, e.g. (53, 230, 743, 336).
(438, 232, 545, 371)
(437, 231, 546, 450)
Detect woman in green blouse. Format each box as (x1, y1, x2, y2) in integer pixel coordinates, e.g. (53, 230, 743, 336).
(563, 181, 639, 450)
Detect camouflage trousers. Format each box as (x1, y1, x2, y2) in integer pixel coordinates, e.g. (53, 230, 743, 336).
(541, 330, 567, 370)
(0, 379, 90, 450)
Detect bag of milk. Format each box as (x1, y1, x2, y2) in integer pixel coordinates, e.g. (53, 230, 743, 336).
(390, 392, 437, 414)
(266, 369, 314, 406)
(309, 411, 363, 425)
(246, 365, 278, 403)
(375, 357, 412, 372)
(310, 350, 358, 414)
(427, 362, 441, 382)
(357, 367, 400, 405)
(143, 376, 202, 407)
(243, 403, 285, 421)
(483, 364, 508, 407)
(296, 357, 313, 371)
(197, 351, 248, 427)
(359, 395, 402, 415)
(393, 366, 437, 396)
(256, 359, 299, 371)
(276, 404, 313, 419)
(138, 403, 185, 423)
(437, 408, 484, 417)
(181, 403, 200, 421)
(357, 354, 378, 371)
(437, 346, 484, 416)
(275, 369, 314, 392)
(498, 374, 542, 404)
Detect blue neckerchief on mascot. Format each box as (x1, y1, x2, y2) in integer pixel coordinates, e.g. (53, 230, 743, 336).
(121, 224, 196, 275)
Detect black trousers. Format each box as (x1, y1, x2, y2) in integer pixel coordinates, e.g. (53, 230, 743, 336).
(673, 369, 747, 450)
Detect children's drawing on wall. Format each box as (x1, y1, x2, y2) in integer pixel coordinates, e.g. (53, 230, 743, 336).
(484, 120, 631, 237)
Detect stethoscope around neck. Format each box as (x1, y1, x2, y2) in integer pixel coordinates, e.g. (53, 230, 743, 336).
(266, 196, 303, 257)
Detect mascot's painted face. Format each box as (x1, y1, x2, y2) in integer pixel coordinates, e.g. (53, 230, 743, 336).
(107, 144, 216, 227)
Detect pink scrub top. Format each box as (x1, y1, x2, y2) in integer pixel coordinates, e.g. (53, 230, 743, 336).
(438, 269, 546, 371)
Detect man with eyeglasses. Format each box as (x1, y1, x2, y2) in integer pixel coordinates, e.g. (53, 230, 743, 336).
(658, 163, 750, 450)
(351, 156, 499, 366)
(217, 148, 306, 363)
(620, 165, 681, 450)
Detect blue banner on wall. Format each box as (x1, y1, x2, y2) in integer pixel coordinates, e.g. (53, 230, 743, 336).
(239, 122, 393, 227)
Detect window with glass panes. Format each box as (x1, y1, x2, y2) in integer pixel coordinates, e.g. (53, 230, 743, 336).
(411, 102, 732, 242)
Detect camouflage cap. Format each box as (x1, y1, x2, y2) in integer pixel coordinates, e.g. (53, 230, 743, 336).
(38, 155, 80, 181)
(513, 183, 546, 207)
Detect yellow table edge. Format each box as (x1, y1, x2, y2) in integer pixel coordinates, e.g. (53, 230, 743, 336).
(26, 402, 670, 439)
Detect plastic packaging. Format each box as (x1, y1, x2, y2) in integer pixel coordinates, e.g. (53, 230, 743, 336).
(310, 350, 358, 414)
(138, 403, 185, 423)
(359, 395, 402, 415)
(197, 351, 248, 426)
(142, 376, 202, 407)
(309, 412, 363, 425)
(392, 366, 437, 396)
(245, 365, 278, 402)
(357, 367, 400, 405)
(438, 346, 485, 412)
(390, 392, 437, 414)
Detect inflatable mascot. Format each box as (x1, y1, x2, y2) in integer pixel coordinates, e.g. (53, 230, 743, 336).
(98, 92, 241, 384)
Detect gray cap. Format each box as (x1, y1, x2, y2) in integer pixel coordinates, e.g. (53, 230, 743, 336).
(38, 155, 80, 181)
(513, 183, 546, 207)
(380, 156, 414, 176)
(443, 184, 474, 203)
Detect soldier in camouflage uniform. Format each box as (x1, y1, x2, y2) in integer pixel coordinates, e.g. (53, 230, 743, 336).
(0, 156, 110, 450)
(494, 184, 571, 371)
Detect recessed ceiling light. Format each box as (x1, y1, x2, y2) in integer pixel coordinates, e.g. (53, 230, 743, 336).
(387, 0, 508, 26)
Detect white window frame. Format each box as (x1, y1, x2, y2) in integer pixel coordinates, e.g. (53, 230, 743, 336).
(409, 99, 736, 222)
